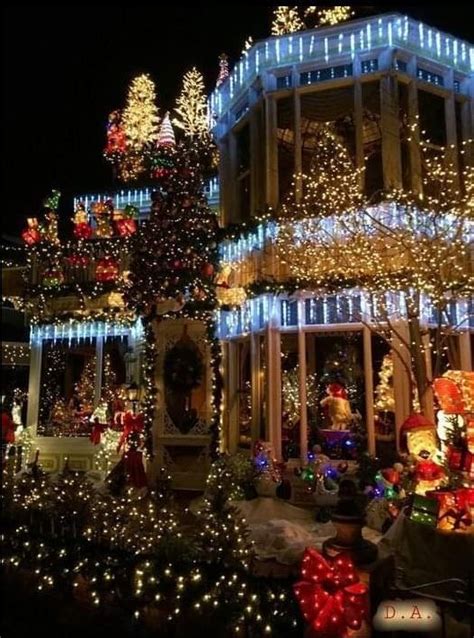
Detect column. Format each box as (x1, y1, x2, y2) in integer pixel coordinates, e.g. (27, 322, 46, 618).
(267, 320, 282, 459)
(391, 320, 411, 453)
(26, 340, 43, 436)
(297, 299, 308, 461)
(380, 73, 402, 190)
(363, 326, 376, 456)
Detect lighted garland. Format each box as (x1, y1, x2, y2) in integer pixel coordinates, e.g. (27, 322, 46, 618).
(141, 319, 157, 457)
(205, 314, 223, 460)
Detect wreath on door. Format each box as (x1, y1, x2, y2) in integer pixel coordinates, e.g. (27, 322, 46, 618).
(164, 341, 204, 393)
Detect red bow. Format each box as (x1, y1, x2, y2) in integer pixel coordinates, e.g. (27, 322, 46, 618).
(90, 420, 106, 445)
(117, 412, 144, 452)
(293, 548, 368, 638)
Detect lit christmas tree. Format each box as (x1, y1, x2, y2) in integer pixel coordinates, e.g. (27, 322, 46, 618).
(280, 123, 363, 218)
(39, 346, 66, 433)
(173, 67, 210, 142)
(125, 142, 219, 314)
(271, 6, 304, 36)
(374, 354, 395, 413)
(216, 53, 229, 88)
(157, 112, 176, 147)
(305, 6, 354, 27)
(197, 490, 253, 571)
(75, 357, 96, 413)
(101, 353, 117, 405)
(122, 73, 160, 151)
(282, 364, 318, 426)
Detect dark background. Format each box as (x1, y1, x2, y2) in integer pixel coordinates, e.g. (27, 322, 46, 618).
(2, 5, 473, 238)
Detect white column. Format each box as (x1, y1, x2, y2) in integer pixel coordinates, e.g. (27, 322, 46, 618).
(26, 340, 43, 436)
(391, 320, 411, 452)
(297, 328, 308, 462)
(363, 326, 376, 456)
(267, 323, 282, 459)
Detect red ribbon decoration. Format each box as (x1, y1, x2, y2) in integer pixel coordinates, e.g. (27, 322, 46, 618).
(90, 419, 106, 445)
(117, 412, 144, 453)
(293, 548, 368, 638)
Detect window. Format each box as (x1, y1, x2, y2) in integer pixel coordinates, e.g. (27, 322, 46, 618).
(398, 81, 412, 191)
(38, 334, 130, 437)
(305, 295, 362, 325)
(372, 336, 397, 466)
(277, 96, 295, 202)
(235, 102, 249, 122)
(236, 123, 251, 221)
(417, 67, 444, 87)
(237, 339, 252, 448)
(394, 59, 407, 72)
(429, 329, 461, 377)
(455, 99, 466, 190)
(300, 87, 355, 175)
(276, 74, 292, 89)
(281, 299, 298, 327)
(306, 331, 365, 460)
(300, 64, 353, 85)
(361, 59, 378, 74)
(418, 89, 446, 147)
(281, 333, 300, 460)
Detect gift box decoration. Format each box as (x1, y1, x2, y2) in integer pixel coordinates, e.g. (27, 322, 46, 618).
(427, 488, 474, 532)
(408, 494, 439, 527)
(95, 257, 119, 282)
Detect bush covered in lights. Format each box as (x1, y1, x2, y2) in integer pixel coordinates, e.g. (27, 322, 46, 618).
(1, 460, 303, 637)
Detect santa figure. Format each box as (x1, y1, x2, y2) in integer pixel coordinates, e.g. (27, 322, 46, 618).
(400, 413, 445, 495)
(320, 383, 353, 430)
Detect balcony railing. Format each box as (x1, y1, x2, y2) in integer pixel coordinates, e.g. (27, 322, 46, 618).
(209, 13, 473, 119)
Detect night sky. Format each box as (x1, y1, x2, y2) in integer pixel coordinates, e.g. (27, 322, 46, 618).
(2, 5, 473, 239)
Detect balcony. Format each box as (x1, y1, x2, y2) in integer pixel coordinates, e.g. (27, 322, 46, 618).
(209, 13, 474, 120)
